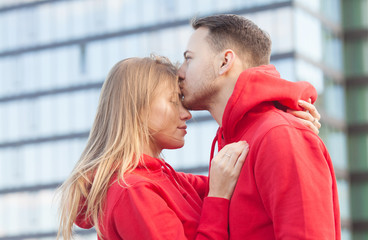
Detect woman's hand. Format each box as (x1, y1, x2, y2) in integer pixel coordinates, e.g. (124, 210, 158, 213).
(208, 141, 249, 200)
(287, 99, 322, 134)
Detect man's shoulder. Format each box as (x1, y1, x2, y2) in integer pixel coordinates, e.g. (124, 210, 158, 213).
(249, 108, 304, 130)
(241, 108, 318, 143)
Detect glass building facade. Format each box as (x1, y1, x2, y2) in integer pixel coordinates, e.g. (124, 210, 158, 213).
(0, 0, 366, 239)
(343, 0, 368, 239)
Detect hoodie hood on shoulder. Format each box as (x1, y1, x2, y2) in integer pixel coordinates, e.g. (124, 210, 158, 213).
(74, 154, 183, 229)
(221, 64, 317, 142)
(75, 200, 94, 229)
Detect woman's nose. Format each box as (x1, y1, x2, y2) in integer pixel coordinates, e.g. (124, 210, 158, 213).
(180, 104, 192, 121)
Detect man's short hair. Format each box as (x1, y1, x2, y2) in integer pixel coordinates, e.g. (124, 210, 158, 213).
(192, 14, 272, 67)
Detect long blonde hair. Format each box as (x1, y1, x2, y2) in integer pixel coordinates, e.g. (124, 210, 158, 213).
(57, 55, 178, 239)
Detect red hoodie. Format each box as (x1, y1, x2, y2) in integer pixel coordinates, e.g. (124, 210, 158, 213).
(75, 154, 230, 240)
(211, 65, 341, 239)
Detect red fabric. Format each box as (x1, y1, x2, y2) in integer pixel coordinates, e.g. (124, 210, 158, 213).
(75, 154, 230, 240)
(212, 65, 341, 239)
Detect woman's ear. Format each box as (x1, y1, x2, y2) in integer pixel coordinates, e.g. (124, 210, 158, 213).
(218, 50, 236, 75)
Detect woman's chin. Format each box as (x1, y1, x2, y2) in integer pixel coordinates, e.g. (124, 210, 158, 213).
(164, 140, 185, 150)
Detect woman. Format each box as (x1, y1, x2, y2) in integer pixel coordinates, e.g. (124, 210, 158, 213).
(57, 55, 320, 239)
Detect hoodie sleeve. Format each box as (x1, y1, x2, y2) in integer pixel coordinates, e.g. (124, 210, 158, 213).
(254, 125, 339, 239)
(177, 172, 209, 200)
(112, 182, 229, 240)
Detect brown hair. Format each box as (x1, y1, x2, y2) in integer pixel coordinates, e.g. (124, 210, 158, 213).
(57, 55, 178, 239)
(192, 14, 272, 67)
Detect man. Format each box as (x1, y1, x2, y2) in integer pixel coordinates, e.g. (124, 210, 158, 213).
(178, 14, 341, 239)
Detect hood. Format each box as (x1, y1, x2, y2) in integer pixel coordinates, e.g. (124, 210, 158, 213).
(221, 64, 317, 142)
(74, 154, 181, 229)
(75, 199, 93, 229)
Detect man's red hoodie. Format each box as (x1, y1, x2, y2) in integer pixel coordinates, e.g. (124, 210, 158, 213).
(211, 65, 341, 239)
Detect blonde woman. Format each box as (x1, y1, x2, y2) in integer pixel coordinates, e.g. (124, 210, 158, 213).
(58, 56, 320, 240)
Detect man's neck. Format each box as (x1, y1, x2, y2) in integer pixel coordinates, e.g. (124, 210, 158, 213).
(208, 60, 245, 126)
(208, 77, 238, 127)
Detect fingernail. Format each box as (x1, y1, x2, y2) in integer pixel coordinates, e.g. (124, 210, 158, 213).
(298, 100, 304, 105)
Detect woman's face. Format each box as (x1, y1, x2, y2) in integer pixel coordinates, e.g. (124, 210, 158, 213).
(148, 81, 192, 154)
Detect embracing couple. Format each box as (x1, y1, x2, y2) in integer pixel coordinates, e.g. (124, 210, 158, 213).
(58, 14, 341, 240)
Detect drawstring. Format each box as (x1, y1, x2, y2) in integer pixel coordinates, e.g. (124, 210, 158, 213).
(161, 161, 183, 189)
(211, 127, 224, 159)
(210, 129, 219, 161)
(207, 127, 222, 196)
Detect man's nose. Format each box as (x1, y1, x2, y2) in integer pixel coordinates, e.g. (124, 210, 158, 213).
(178, 64, 185, 81)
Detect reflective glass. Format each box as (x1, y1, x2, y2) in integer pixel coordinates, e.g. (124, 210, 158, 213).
(86, 41, 108, 80)
(0, 104, 7, 143)
(346, 86, 368, 124)
(351, 181, 368, 220)
(322, 79, 345, 120)
(0, 138, 88, 188)
(0, 0, 44, 8)
(271, 58, 295, 82)
(23, 144, 39, 186)
(295, 8, 322, 62)
(296, 0, 341, 24)
(0, 190, 58, 236)
(321, 0, 342, 24)
(0, 57, 17, 96)
(22, 53, 38, 93)
(37, 4, 52, 44)
(348, 133, 368, 171)
(295, 59, 324, 94)
(337, 179, 351, 220)
(343, 0, 368, 29)
(322, 29, 343, 71)
(243, 8, 294, 55)
(345, 38, 368, 76)
(325, 129, 348, 170)
(341, 228, 352, 240)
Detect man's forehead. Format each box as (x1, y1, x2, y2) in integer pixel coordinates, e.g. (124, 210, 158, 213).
(185, 28, 210, 52)
(189, 28, 208, 42)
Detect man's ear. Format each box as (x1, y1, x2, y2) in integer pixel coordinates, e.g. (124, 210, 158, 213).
(218, 50, 236, 75)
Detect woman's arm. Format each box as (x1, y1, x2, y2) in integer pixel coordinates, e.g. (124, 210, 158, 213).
(112, 182, 232, 240)
(111, 142, 248, 240)
(177, 172, 208, 200)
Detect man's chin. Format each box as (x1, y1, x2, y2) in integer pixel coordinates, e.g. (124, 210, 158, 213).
(182, 99, 206, 111)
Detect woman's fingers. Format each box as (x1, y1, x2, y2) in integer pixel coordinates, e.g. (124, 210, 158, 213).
(298, 100, 321, 120)
(208, 141, 249, 199)
(287, 109, 321, 130)
(232, 144, 249, 175)
(286, 99, 322, 134)
(221, 141, 248, 167)
(298, 118, 320, 134)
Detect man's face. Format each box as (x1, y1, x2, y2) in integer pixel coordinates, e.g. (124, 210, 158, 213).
(178, 27, 218, 110)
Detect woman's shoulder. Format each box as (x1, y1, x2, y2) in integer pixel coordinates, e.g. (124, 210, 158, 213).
(108, 171, 162, 194)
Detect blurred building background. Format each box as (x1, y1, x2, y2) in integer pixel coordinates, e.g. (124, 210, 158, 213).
(0, 0, 366, 239)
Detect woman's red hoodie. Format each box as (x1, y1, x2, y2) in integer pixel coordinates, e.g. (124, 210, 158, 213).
(211, 65, 341, 239)
(75, 154, 230, 239)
